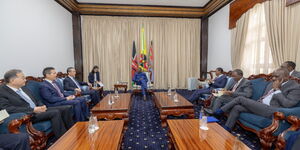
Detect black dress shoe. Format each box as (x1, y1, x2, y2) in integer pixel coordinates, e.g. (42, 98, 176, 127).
(204, 108, 213, 115)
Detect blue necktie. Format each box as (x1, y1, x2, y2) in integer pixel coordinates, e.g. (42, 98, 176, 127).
(16, 89, 36, 108)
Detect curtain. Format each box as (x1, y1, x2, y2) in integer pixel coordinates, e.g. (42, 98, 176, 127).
(264, 0, 300, 70)
(81, 16, 201, 90)
(231, 11, 250, 70)
(231, 4, 275, 77)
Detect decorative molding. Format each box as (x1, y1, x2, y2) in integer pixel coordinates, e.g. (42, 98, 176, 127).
(55, 0, 231, 18)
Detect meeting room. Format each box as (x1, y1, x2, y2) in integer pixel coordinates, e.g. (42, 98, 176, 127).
(1, 0, 300, 150)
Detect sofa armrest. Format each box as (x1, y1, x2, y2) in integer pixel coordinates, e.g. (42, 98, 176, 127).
(259, 112, 285, 149)
(0, 113, 27, 134)
(276, 107, 300, 118)
(276, 116, 300, 150)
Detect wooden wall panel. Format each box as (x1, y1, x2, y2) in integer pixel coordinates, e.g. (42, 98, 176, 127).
(229, 0, 267, 29)
(200, 17, 208, 78)
(286, 0, 300, 6)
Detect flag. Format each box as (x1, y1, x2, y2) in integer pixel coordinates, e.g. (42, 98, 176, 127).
(149, 41, 154, 82)
(131, 41, 138, 80)
(139, 27, 148, 71)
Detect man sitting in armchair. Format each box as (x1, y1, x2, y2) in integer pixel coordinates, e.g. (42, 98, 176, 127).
(133, 68, 148, 100)
(0, 69, 73, 140)
(40, 67, 89, 122)
(215, 68, 300, 131)
(188, 67, 227, 104)
(63, 67, 100, 105)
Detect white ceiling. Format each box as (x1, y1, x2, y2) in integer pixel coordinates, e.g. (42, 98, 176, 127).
(77, 0, 211, 7)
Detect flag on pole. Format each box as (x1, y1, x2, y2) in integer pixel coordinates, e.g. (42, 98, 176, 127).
(149, 41, 154, 82)
(131, 41, 138, 80)
(139, 27, 148, 71)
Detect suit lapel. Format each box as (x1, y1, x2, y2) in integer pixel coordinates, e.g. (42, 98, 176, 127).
(44, 81, 62, 96)
(21, 87, 39, 105)
(3, 85, 33, 105)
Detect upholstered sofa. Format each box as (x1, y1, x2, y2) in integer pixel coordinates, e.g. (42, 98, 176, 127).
(0, 113, 51, 150)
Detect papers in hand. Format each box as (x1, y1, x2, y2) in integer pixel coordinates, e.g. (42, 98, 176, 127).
(0, 109, 9, 122)
(212, 91, 224, 97)
(98, 82, 104, 87)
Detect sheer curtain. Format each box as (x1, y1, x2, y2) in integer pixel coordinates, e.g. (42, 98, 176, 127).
(231, 4, 275, 77)
(264, 0, 300, 70)
(240, 4, 274, 77)
(81, 16, 200, 90)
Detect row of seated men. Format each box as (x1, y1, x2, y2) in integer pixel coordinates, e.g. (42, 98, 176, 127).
(189, 61, 300, 132)
(0, 66, 103, 149)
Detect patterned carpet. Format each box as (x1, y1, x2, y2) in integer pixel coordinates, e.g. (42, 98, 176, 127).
(105, 89, 261, 150)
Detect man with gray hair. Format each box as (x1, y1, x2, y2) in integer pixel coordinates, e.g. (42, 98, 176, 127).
(205, 69, 253, 113)
(281, 61, 300, 78)
(216, 68, 300, 130)
(0, 69, 73, 140)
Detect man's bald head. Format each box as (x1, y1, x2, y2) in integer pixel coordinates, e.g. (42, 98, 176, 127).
(272, 68, 289, 82)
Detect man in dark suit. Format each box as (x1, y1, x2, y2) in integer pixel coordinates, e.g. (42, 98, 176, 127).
(216, 68, 300, 130)
(0, 69, 73, 140)
(40, 67, 89, 122)
(63, 67, 100, 105)
(0, 133, 30, 150)
(205, 69, 253, 113)
(188, 67, 228, 103)
(281, 61, 300, 78)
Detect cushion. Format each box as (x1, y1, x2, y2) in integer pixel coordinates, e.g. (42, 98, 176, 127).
(224, 77, 235, 90)
(250, 78, 271, 100)
(31, 121, 52, 134)
(238, 119, 262, 131)
(25, 80, 47, 104)
(239, 112, 272, 129)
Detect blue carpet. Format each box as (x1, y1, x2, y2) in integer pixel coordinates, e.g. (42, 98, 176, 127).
(121, 94, 168, 150)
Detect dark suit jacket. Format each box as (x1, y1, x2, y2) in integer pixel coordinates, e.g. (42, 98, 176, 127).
(0, 85, 43, 114)
(291, 71, 300, 78)
(88, 72, 100, 84)
(63, 76, 88, 91)
(228, 78, 253, 98)
(264, 80, 300, 108)
(40, 81, 70, 106)
(209, 75, 228, 89)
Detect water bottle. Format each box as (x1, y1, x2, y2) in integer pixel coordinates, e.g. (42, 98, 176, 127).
(88, 116, 96, 134)
(167, 86, 172, 96)
(94, 81, 97, 88)
(114, 89, 119, 98)
(173, 90, 178, 102)
(92, 115, 99, 131)
(199, 108, 208, 130)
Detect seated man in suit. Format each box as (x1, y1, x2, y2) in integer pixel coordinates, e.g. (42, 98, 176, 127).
(0, 133, 30, 150)
(188, 67, 227, 103)
(40, 67, 89, 122)
(205, 69, 253, 113)
(281, 61, 300, 78)
(63, 67, 100, 105)
(0, 69, 73, 140)
(133, 68, 148, 100)
(215, 68, 300, 131)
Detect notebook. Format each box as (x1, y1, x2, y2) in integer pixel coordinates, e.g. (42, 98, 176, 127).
(0, 109, 9, 122)
(207, 116, 219, 123)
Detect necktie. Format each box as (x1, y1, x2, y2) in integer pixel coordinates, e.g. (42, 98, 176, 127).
(52, 81, 64, 97)
(16, 89, 36, 108)
(71, 77, 81, 89)
(231, 82, 239, 92)
(259, 89, 275, 102)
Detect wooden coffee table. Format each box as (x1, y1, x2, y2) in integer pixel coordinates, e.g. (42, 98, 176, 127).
(167, 119, 250, 150)
(91, 93, 132, 123)
(49, 120, 124, 150)
(153, 92, 194, 127)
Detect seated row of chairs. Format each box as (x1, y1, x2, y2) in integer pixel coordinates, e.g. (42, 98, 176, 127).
(196, 68, 300, 150)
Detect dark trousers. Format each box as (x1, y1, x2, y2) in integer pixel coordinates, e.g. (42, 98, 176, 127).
(0, 133, 30, 150)
(188, 88, 212, 102)
(220, 96, 276, 129)
(50, 97, 89, 122)
(82, 89, 100, 105)
(48, 105, 74, 129)
(32, 109, 67, 139)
